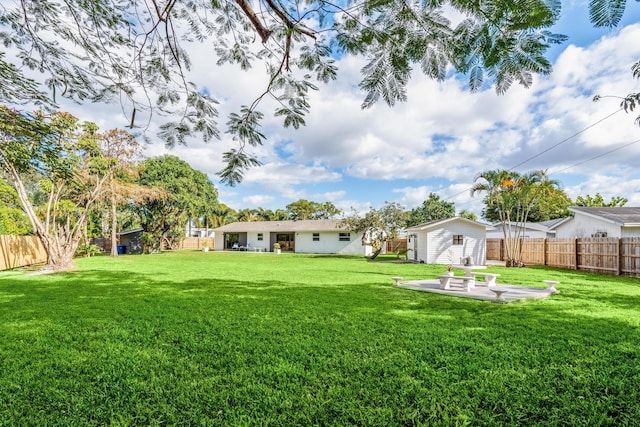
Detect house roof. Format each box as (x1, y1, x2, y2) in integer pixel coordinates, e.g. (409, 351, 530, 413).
(117, 228, 143, 236)
(567, 206, 640, 227)
(212, 219, 345, 233)
(490, 220, 560, 233)
(405, 216, 491, 232)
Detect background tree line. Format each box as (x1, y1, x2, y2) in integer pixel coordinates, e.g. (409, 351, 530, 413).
(0, 106, 630, 269)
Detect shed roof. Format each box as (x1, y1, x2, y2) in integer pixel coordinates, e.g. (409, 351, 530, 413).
(117, 228, 143, 236)
(405, 216, 490, 232)
(212, 219, 345, 233)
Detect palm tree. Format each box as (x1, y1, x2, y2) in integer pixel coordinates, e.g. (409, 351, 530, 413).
(471, 169, 560, 266)
(237, 208, 258, 222)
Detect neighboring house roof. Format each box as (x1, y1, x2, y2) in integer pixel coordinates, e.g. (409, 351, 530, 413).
(565, 207, 640, 227)
(117, 228, 143, 236)
(405, 217, 491, 232)
(538, 218, 567, 229)
(212, 219, 346, 233)
(490, 220, 559, 233)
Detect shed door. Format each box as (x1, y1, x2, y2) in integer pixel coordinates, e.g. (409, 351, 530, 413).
(409, 234, 418, 261)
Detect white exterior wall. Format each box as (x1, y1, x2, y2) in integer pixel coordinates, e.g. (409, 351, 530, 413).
(243, 232, 270, 250)
(409, 221, 486, 265)
(621, 227, 640, 237)
(213, 233, 224, 251)
(554, 215, 622, 238)
(295, 231, 369, 255)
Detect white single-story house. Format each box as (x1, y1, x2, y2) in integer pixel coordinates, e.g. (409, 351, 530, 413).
(405, 217, 490, 265)
(486, 218, 564, 239)
(212, 219, 372, 255)
(551, 207, 640, 238)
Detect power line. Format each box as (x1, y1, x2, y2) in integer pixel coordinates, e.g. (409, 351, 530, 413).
(507, 108, 623, 171)
(440, 108, 627, 203)
(549, 138, 640, 176)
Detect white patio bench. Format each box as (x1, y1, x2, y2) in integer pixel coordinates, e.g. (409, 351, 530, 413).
(471, 272, 501, 287)
(490, 288, 509, 303)
(543, 280, 560, 294)
(438, 275, 475, 291)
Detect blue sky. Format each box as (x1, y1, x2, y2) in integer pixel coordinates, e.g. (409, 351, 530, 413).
(28, 1, 640, 218)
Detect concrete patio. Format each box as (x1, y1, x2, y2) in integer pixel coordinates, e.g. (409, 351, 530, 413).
(393, 277, 557, 303)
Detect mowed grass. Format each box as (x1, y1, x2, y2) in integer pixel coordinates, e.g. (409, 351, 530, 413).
(1, 252, 639, 426)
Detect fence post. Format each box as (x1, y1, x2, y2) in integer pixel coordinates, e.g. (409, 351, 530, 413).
(574, 237, 579, 270)
(618, 238, 623, 276)
(543, 238, 548, 266)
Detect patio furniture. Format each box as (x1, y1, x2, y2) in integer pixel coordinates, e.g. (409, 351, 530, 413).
(472, 272, 501, 287)
(543, 280, 560, 294)
(490, 288, 509, 303)
(438, 275, 475, 291)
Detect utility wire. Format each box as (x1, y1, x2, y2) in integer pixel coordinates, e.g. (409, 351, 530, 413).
(507, 108, 623, 171)
(440, 108, 627, 203)
(549, 138, 640, 176)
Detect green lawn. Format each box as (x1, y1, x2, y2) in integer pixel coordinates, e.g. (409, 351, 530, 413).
(1, 252, 639, 426)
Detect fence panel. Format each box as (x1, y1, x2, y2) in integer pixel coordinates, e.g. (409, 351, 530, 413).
(386, 238, 407, 253)
(542, 238, 576, 269)
(0, 235, 47, 270)
(520, 238, 546, 265)
(486, 239, 503, 261)
(178, 237, 215, 250)
(577, 237, 619, 274)
(621, 237, 640, 276)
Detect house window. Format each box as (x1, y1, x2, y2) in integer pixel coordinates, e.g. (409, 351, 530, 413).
(257, 233, 263, 241)
(339, 232, 351, 242)
(313, 233, 320, 241)
(453, 235, 463, 245)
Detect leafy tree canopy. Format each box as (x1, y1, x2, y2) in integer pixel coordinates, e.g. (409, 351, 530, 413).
(458, 209, 478, 221)
(1, 0, 572, 183)
(405, 193, 455, 227)
(0, 178, 31, 235)
(135, 154, 219, 252)
(574, 192, 628, 207)
(286, 199, 341, 220)
(341, 201, 405, 260)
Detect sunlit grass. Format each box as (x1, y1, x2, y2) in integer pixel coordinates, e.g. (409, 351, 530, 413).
(1, 251, 639, 425)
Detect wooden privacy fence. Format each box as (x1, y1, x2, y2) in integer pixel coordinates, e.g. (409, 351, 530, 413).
(0, 235, 47, 270)
(91, 236, 215, 252)
(176, 237, 215, 250)
(386, 238, 407, 253)
(487, 237, 640, 277)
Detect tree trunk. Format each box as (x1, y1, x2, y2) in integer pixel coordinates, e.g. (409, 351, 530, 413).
(110, 194, 118, 257)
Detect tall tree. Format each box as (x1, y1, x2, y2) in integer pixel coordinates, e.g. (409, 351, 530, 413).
(574, 193, 628, 207)
(135, 155, 218, 252)
(405, 193, 455, 227)
(94, 129, 152, 257)
(340, 202, 406, 260)
(286, 199, 341, 220)
(0, 107, 115, 269)
(1, 0, 568, 183)
(471, 169, 560, 267)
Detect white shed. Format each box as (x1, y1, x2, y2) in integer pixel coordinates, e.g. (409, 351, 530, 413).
(552, 207, 640, 238)
(405, 217, 489, 265)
